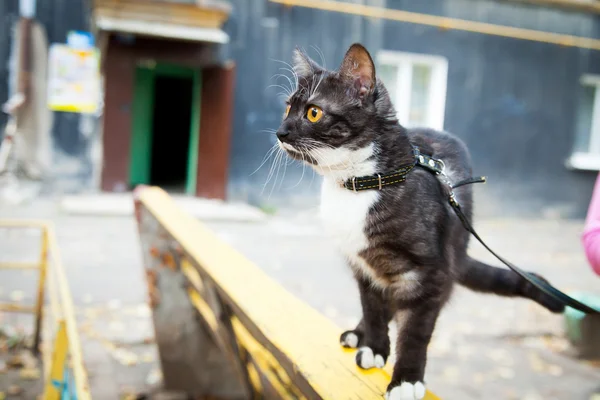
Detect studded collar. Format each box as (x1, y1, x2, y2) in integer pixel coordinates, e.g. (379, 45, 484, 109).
(340, 146, 445, 192)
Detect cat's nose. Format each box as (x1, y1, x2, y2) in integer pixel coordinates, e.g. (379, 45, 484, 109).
(276, 129, 290, 139)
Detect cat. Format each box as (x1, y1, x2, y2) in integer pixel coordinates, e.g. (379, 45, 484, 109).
(274, 43, 564, 400)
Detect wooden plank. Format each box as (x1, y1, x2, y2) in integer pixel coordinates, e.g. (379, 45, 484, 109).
(32, 228, 49, 354)
(0, 261, 39, 270)
(42, 321, 69, 400)
(46, 225, 92, 400)
(137, 187, 441, 400)
(93, 0, 229, 29)
(0, 303, 35, 313)
(505, 0, 600, 14)
(135, 207, 250, 398)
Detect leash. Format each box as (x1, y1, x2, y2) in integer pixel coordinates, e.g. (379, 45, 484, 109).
(341, 146, 600, 315)
(446, 185, 600, 315)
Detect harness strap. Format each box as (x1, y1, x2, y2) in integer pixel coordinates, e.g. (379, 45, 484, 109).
(341, 146, 600, 315)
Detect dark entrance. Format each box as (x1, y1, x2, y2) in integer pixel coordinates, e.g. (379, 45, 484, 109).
(129, 63, 201, 194)
(149, 75, 193, 192)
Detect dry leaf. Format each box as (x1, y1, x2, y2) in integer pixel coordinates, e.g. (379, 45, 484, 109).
(9, 291, 24, 302)
(497, 367, 515, 380)
(146, 368, 162, 386)
(7, 354, 24, 368)
(20, 367, 40, 380)
(7, 385, 22, 396)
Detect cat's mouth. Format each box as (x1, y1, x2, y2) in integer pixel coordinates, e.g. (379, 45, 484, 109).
(277, 140, 318, 165)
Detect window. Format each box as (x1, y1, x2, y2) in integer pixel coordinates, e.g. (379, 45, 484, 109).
(376, 51, 448, 130)
(568, 75, 600, 170)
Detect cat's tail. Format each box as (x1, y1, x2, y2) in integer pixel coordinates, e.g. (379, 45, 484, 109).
(458, 257, 565, 313)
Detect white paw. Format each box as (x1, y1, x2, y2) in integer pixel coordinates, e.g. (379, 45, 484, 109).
(356, 347, 386, 369)
(385, 382, 426, 400)
(341, 332, 359, 348)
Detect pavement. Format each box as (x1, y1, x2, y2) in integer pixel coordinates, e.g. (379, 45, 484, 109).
(0, 192, 599, 400)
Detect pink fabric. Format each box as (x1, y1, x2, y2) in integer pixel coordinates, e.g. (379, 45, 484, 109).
(583, 173, 600, 276)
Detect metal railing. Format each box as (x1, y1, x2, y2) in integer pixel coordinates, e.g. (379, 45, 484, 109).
(0, 220, 91, 400)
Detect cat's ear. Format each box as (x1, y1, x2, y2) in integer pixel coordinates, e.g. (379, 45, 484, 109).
(338, 43, 376, 101)
(293, 47, 322, 77)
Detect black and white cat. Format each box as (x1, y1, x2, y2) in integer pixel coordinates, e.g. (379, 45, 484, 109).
(275, 43, 563, 400)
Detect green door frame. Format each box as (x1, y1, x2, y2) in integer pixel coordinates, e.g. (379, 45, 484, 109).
(129, 62, 201, 195)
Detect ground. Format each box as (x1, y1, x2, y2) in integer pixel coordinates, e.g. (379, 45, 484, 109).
(0, 193, 599, 400)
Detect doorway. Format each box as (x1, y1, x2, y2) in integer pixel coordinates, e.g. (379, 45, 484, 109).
(129, 63, 201, 194)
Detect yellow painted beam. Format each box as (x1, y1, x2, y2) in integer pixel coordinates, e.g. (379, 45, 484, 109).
(43, 320, 68, 400)
(0, 219, 50, 229)
(0, 303, 35, 313)
(33, 229, 49, 353)
(139, 187, 441, 400)
(46, 225, 92, 400)
(270, 0, 600, 51)
(0, 262, 40, 270)
(507, 0, 600, 14)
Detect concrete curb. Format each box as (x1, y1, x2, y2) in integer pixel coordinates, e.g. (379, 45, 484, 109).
(59, 193, 267, 223)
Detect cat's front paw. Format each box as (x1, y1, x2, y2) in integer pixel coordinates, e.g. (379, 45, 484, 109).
(356, 346, 386, 369)
(385, 382, 426, 400)
(340, 329, 362, 348)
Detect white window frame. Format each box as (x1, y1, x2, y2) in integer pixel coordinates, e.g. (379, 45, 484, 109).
(567, 74, 600, 171)
(376, 50, 448, 130)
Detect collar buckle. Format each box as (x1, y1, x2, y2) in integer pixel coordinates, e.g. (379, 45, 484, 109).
(377, 174, 382, 190)
(352, 177, 357, 192)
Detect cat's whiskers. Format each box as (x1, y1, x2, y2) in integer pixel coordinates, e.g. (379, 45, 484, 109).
(262, 145, 284, 195)
(271, 73, 295, 95)
(271, 59, 299, 91)
(290, 144, 308, 189)
(251, 143, 279, 176)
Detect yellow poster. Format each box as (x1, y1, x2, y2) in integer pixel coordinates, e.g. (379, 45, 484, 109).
(47, 44, 101, 113)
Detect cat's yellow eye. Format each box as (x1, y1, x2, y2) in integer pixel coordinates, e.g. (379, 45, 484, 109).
(284, 104, 291, 119)
(306, 106, 323, 123)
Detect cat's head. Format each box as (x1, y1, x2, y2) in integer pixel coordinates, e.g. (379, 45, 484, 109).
(275, 43, 396, 173)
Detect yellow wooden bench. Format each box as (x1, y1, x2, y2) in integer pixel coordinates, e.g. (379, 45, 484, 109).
(134, 186, 441, 399)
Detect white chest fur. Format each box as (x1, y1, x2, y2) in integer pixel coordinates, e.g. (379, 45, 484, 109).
(320, 178, 380, 282)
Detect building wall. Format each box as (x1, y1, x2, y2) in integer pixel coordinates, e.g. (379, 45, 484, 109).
(0, 0, 92, 190)
(0, 0, 19, 142)
(223, 0, 600, 218)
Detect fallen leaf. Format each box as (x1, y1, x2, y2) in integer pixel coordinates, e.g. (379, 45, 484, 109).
(146, 368, 162, 386)
(497, 367, 515, 380)
(7, 354, 24, 368)
(141, 352, 154, 363)
(9, 291, 24, 302)
(7, 385, 22, 396)
(20, 367, 40, 380)
(548, 364, 563, 376)
(20, 350, 38, 369)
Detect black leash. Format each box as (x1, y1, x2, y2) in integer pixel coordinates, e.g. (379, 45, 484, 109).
(341, 147, 600, 315)
(447, 189, 600, 315)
